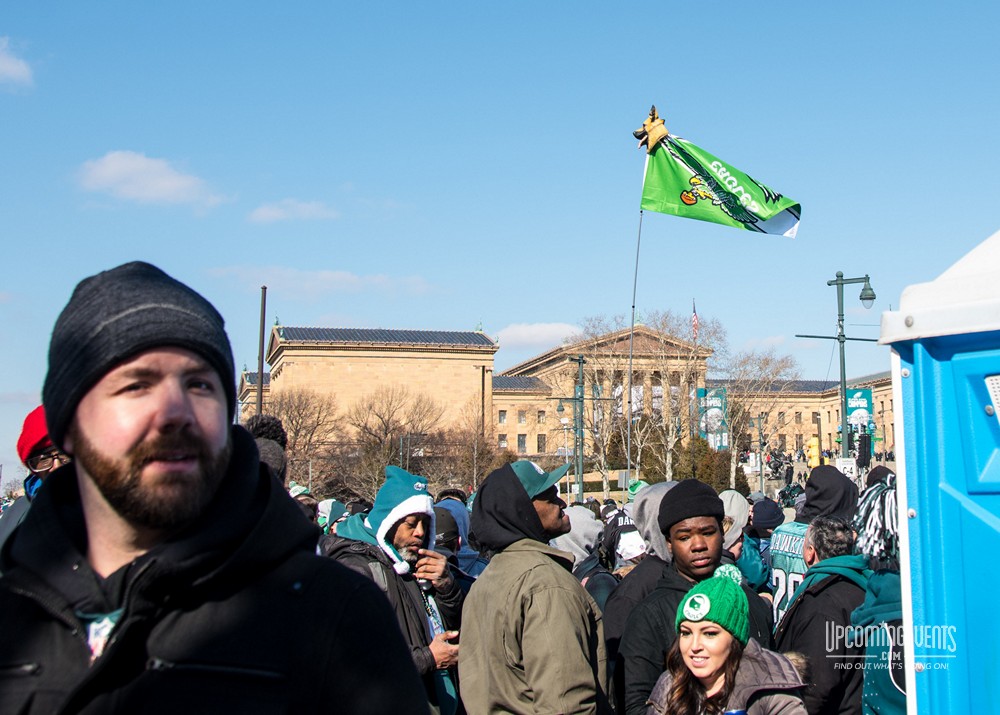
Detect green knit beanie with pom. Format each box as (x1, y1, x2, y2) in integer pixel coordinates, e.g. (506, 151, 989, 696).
(675, 565, 750, 645)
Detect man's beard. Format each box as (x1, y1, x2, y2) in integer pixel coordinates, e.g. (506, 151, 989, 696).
(71, 426, 232, 531)
(397, 543, 422, 567)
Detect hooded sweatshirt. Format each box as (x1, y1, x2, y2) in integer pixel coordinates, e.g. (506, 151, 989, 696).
(552, 505, 618, 612)
(851, 570, 906, 715)
(797, 465, 860, 524)
(460, 464, 610, 714)
(0, 427, 428, 715)
(434, 498, 488, 577)
(772, 465, 860, 626)
(603, 482, 684, 714)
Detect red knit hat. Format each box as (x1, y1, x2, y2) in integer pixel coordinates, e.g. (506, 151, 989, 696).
(17, 405, 52, 466)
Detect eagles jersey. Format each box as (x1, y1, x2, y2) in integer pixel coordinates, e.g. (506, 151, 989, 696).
(769, 520, 809, 628)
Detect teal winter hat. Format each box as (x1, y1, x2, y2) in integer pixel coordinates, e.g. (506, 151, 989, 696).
(367, 466, 435, 572)
(509, 460, 571, 498)
(675, 565, 750, 645)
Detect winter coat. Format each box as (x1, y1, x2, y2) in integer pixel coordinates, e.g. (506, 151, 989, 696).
(0, 426, 428, 715)
(645, 640, 806, 715)
(620, 565, 775, 715)
(460, 463, 611, 714)
(850, 570, 905, 715)
(775, 554, 870, 715)
(320, 533, 464, 679)
(646, 639, 806, 715)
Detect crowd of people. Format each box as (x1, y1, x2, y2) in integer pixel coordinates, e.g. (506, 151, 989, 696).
(0, 261, 904, 714)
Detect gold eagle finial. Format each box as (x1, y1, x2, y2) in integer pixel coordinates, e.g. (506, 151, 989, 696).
(633, 105, 669, 154)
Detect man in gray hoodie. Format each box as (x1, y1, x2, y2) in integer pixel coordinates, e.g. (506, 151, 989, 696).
(602, 481, 678, 712)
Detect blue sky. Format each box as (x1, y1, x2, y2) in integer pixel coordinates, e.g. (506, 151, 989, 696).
(2, 3, 999, 481)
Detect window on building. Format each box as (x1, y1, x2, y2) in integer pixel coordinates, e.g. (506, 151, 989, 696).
(517, 434, 527, 453)
(778, 411, 786, 424)
(795, 412, 802, 424)
(518, 410, 527, 425)
(498, 433, 508, 449)
(537, 410, 546, 424)
(498, 410, 507, 425)
(537, 434, 546, 453)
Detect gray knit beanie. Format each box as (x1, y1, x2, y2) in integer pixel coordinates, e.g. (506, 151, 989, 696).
(43, 261, 235, 448)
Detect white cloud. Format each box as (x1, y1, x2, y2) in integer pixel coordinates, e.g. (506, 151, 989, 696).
(209, 265, 431, 301)
(497, 322, 580, 349)
(78, 151, 222, 206)
(0, 38, 32, 86)
(248, 199, 339, 223)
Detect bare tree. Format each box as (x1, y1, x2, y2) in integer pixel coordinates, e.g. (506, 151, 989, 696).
(345, 386, 445, 500)
(639, 310, 726, 482)
(438, 396, 498, 493)
(717, 348, 800, 489)
(259, 387, 341, 490)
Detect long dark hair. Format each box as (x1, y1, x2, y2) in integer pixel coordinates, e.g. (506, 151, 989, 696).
(660, 632, 744, 714)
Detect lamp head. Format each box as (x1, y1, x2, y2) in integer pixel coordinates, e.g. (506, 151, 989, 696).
(859, 277, 876, 309)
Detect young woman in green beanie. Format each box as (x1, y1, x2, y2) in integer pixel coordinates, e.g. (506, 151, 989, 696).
(646, 566, 807, 715)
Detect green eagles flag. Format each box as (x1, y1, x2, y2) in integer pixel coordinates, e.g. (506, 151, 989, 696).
(637, 109, 801, 237)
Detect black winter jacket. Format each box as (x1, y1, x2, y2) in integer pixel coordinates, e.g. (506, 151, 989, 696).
(320, 534, 464, 693)
(775, 572, 866, 715)
(619, 564, 775, 715)
(0, 427, 428, 715)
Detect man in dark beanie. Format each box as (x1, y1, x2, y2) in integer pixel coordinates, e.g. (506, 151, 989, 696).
(617, 479, 774, 715)
(0, 261, 427, 714)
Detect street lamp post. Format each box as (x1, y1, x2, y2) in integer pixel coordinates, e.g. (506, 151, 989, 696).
(797, 271, 877, 460)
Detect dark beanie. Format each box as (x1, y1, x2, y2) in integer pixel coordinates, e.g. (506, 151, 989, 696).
(752, 499, 785, 530)
(658, 479, 724, 535)
(43, 261, 235, 447)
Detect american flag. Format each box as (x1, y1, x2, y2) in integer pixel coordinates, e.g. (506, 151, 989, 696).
(692, 299, 700, 342)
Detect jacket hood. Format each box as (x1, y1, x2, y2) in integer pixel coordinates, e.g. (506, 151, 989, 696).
(470, 463, 548, 550)
(2, 426, 318, 613)
(720, 489, 750, 550)
(797, 465, 859, 524)
(434, 497, 482, 573)
(633, 481, 676, 561)
(551, 505, 602, 564)
(851, 569, 902, 627)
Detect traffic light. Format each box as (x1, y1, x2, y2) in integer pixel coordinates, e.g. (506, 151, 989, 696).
(806, 437, 820, 468)
(858, 432, 872, 469)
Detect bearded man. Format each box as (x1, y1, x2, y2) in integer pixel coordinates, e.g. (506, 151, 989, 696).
(322, 466, 464, 715)
(0, 261, 428, 714)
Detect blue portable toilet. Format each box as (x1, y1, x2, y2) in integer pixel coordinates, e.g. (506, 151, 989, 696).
(880, 229, 1000, 712)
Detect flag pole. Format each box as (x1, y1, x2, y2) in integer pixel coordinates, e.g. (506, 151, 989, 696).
(626, 209, 644, 491)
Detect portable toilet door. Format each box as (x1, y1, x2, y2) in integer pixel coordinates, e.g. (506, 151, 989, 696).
(880, 228, 1000, 713)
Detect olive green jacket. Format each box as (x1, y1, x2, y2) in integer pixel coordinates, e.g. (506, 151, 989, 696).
(458, 538, 611, 714)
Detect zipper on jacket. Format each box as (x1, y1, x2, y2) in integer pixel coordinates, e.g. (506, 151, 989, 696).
(0, 663, 41, 677)
(147, 657, 284, 680)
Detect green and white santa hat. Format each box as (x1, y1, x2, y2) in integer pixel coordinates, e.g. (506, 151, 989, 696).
(366, 465, 435, 574)
(675, 564, 750, 645)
